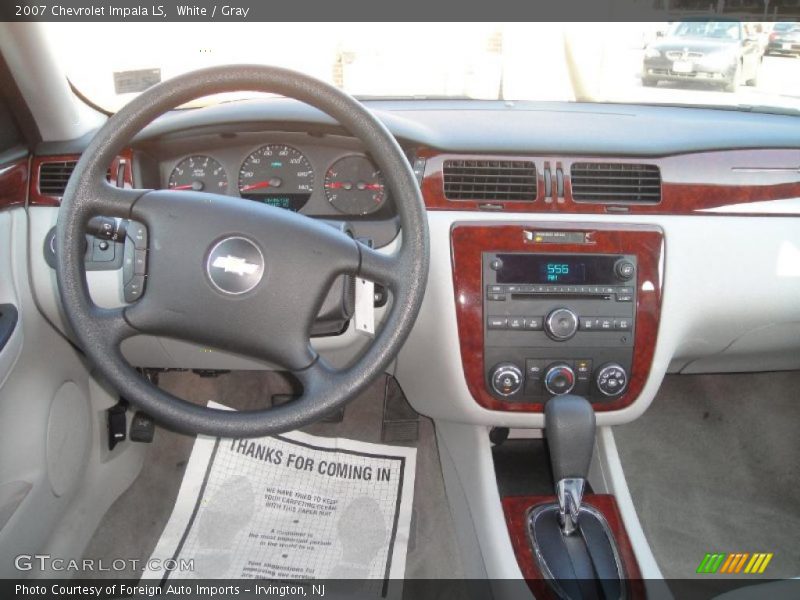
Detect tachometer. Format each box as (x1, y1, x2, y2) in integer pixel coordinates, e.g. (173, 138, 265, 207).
(238, 144, 314, 211)
(324, 156, 386, 215)
(168, 155, 228, 193)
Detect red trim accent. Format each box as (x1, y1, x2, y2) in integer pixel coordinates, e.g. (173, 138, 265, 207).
(29, 150, 134, 207)
(420, 148, 800, 216)
(502, 494, 645, 599)
(451, 222, 663, 413)
(0, 157, 29, 210)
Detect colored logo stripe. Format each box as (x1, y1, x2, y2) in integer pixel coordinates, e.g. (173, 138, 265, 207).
(697, 553, 726, 573)
(697, 553, 773, 574)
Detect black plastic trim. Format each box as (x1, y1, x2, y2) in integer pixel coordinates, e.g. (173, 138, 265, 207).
(0, 304, 18, 353)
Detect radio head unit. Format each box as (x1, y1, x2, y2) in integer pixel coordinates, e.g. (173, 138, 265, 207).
(483, 252, 636, 403)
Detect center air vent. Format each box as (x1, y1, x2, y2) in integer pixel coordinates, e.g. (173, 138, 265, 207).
(443, 159, 537, 201)
(570, 162, 661, 203)
(38, 160, 78, 197)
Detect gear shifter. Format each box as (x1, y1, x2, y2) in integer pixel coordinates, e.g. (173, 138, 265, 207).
(545, 394, 596, 535)
(528, 395, 626, 600)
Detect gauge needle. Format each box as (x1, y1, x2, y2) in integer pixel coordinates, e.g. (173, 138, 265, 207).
(171, 184, 194, 190)
(240, 181, 272, 192)
(240, 178, 282, 192)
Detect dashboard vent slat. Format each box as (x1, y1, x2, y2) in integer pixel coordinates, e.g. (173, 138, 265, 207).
(570, 162, 661, 203)
(443, 159, 537, 201)
(38, 160, 78, 197)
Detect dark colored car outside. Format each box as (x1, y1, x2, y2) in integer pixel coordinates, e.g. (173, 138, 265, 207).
(766, 22, 800, 57)
(642, 21, 762, 92)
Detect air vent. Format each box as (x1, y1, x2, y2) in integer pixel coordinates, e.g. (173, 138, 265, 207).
(38, 160, 77, 197)
(570, 162, 661, 203)
(443, 159, 537, 201)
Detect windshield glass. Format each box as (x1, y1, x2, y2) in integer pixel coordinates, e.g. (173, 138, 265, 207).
(44, 22, 800, 114)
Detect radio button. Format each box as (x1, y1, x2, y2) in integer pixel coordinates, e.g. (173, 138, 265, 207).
(580, 317, 596, 331)
(487, 285, 505, 294)
(599, 318, 613, 330)
(488, 293, 506, 301)
(508, 317, 525, 330)
(614, 318, 632, 331)
(617, 287, 633, 295)
(488, 317, 508, 330)
(524, 317, 543, 330)
(616, 294, 633, 302)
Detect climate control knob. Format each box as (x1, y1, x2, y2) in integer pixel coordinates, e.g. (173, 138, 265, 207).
(490, 363, 524, 397)
(545, 308, 579, 341)
(544, 363, 576, 395)
(595, 363, 628, 396)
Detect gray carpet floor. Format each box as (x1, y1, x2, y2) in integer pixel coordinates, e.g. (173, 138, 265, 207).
(83, 371, 464, 580)
(613, 371, 800, 582)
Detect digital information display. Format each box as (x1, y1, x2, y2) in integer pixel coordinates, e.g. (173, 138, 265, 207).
(494, 254, 621, 285)
(240, 193, 310, 212)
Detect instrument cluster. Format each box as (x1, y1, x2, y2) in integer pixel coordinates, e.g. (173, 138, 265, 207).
(164, 142, 389, 216)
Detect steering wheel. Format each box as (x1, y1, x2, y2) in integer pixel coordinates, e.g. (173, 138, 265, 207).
(56, 65, 429, 438)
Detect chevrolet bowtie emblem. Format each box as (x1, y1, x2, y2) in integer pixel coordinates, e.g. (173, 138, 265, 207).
(211, 255, 260, 276)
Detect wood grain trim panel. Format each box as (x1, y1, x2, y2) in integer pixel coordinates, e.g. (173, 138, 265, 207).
(0, 157, 29, 210)
(420, 148, 800, 215)
(451, 222, 664, 413)
(29, 150, 134, 207)
(502, 494, 645, 599)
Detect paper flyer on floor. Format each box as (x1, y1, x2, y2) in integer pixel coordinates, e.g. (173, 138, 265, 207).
(142, 402, 417, 584)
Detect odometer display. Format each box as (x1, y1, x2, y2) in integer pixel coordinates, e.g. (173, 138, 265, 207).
(168, 155, 228, 193)
(238, 144, 314, 211)
(324, 155, 386, 215)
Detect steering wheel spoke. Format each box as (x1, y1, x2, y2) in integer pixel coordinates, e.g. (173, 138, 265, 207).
(82, 181, 149, 219)
(92, 305, 139, 345)
(358, 243, 402, 289)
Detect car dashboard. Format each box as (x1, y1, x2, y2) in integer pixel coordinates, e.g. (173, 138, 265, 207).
(14, 98, 800, 427)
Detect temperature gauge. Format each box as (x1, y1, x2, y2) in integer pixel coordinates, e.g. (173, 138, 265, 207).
(324, 156, 386, 215)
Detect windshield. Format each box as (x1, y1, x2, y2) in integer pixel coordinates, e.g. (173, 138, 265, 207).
(44, 22, 800, 114)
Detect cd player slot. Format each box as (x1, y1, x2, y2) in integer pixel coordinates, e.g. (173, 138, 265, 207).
(510, 292, 612, 301)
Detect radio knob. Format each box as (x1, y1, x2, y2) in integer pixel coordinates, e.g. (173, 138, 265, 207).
(595, 363, 628, 396)
(614, 259, 635, 281)
(544, 363, 576, 395)
(545, 308, 579, 341)
(490, 363, 524, 397)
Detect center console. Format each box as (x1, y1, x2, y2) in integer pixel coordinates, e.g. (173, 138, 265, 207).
(451, 222, 664, 413)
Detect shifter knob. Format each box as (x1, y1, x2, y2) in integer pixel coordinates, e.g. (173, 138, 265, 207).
(545, 395, 596, 482)
(545, 395, 596, 535)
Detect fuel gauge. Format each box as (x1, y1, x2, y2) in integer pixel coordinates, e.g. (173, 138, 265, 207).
(324, 156, 386, 215)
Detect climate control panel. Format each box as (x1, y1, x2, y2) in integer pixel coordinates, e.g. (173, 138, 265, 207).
(483, 252, 636, 404)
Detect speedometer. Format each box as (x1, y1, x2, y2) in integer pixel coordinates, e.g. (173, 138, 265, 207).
(238, 144, 314, 211)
